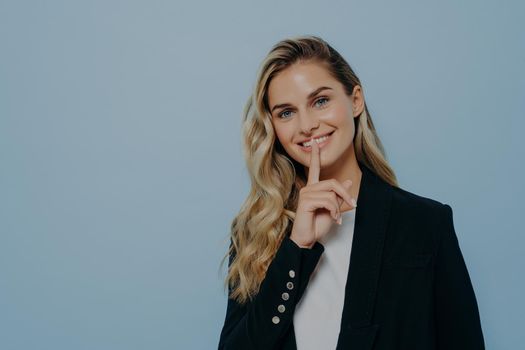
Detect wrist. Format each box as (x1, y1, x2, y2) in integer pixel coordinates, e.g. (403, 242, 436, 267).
(289, 235, 315, 249)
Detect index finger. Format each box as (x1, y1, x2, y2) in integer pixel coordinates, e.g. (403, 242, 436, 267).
(307, 137, 320, 184)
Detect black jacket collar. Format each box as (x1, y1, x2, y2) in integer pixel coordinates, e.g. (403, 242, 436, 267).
(335, 160, 393, 347)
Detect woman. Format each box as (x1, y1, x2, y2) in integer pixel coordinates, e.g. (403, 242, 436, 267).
(218, 35, 485, 350)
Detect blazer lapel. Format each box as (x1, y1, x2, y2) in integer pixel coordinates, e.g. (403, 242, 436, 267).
(335, 160, 393, 349)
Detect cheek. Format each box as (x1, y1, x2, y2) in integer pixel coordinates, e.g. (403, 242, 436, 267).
(319, 104, 350, 126)
(275, 128, 300, 157)
(272, 129, 291, 154)
(330, 104, 353, 123)
(328, 108, 354, 134)
(273, 130, 285, 147)
(274, 125, 294, 144)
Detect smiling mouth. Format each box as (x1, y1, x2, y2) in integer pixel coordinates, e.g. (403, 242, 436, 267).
(298, 131, 334, 148)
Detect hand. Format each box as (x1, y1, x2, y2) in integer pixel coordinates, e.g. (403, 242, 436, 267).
(289, 137, 357, 248)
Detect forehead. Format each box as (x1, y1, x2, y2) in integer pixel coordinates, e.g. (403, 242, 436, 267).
(267, 61, 337, 105)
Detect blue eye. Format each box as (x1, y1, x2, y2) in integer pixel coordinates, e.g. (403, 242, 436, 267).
(279, 110, 293, 119)
(315, 97, 329, 107)
(277, 97, 328, 119)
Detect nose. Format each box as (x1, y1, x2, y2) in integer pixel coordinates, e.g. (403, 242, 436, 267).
(298, 111, 320, 136)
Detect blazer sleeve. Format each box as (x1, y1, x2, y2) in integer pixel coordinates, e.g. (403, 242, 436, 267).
(218, 235, 325, 350)
(434, 204, 485, 349)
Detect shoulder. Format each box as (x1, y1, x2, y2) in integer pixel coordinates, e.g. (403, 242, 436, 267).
(378, 183, 455, 253)
(388, 183, 450, 227)
(362, 162, 449, 218)
(391, 184, 446, 209)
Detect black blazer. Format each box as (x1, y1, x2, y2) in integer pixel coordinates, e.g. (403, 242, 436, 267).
(218, 161, 485, 349)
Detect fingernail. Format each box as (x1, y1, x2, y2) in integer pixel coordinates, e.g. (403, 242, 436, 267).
(337, 216, 342, 225)
(351, 198, 357, 207)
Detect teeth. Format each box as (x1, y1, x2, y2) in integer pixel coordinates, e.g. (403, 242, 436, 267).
(301, 134, 329, 147)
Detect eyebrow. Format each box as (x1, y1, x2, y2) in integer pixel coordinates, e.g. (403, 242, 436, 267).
(270, 86, 333, 114)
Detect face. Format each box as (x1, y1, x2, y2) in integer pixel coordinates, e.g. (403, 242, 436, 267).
(267, 60, 364, 174)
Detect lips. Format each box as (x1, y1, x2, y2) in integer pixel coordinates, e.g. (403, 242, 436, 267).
(297, 131, 334, 146)
(297, 130, 334, 151)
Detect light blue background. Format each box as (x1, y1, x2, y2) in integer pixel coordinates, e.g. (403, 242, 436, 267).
(1, 0, 523, 349)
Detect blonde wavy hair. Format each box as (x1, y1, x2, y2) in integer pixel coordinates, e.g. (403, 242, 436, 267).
(221, 35, 399, 305)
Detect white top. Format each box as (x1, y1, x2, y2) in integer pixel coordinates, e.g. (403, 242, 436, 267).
(293, 208, 356, 350)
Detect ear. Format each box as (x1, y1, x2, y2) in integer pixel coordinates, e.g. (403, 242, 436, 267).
(351, 85, 365, 118)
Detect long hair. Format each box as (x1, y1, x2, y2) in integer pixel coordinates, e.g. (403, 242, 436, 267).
(221, 35, 398, 304)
